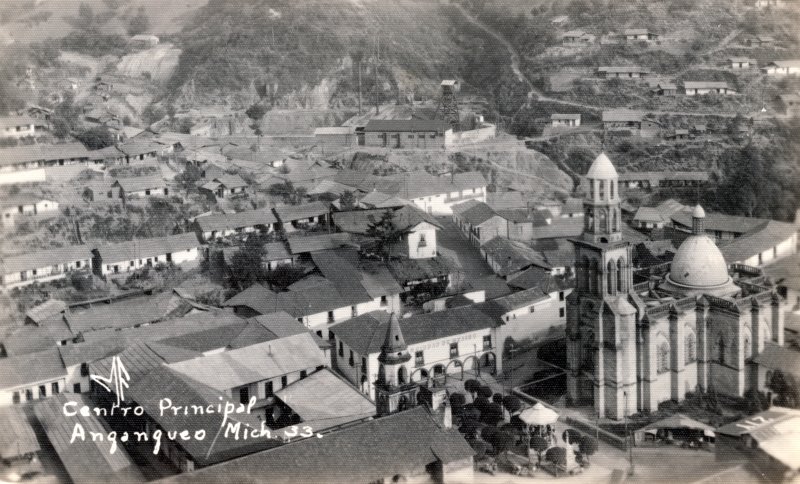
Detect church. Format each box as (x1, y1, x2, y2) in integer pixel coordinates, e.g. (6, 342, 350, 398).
(566, 153, 786, 420)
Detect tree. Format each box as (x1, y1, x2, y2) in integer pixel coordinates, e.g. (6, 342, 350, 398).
(229, 247, 266, 290)
(473, 396, 490, 414)
(531, 435, 549, 455)
(366, 209, 403, 261)
(502, 395, 522, 415)
(264, 263, 306, 291)
(51, 92, 80, 139)
(480, 403, 505, 426)
(460, 418, 481, 441)
(142, 104, 166, 125)
(492, 393, 504, 405)
(268, 181, 307, 205)
(483, 428, 515, 454)
(563, 429, 581, 444)
(768, 369, 800, 408)
(579, 435, 598, 462)
(245, 103, 268, 136)
(464, 379, 481, 400)
(75, 127, 115, 149)
(477, 386, 494, 399)
(546, 447, 567, 466)
(449, 392, 467, 414)
(127, 9, 150, 36)
(462, 403, 481, 422)
(175, 164, 202, 190)
(339, 190, 358, 210)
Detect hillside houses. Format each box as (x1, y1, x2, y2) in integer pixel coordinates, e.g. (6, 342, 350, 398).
(452, 200, 508, 246)
(0, 116, 43, 139)
(623, 29, 658, 42)
(683, 81, 737, 96)
(762, 59, 800, 76)
(274, 201, 330, 232)
(551, 114, 581, 127)
(194, 208, 278, 242)
(112, 175, 168, 200)
(333, 205, 442, 259)
(0, 194, 59, 228)
(91, 233, 202, 276)
(362, 119, 449, 149)
(562, 30, 595, 44)
(0, 245, 91, 290)
(0, 143, 93, 185)
(597, 66, 651, 79)
(199, 174, 248, 199)
(602, 110, 660, 136)
(728, 57, 756, 69)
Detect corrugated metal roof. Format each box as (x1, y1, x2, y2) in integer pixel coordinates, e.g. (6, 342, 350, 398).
(0, 405, 40, 459)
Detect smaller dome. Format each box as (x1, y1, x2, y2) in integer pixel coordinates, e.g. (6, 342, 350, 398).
(692, 205, 705, 219)
(586, 152, 618, 179)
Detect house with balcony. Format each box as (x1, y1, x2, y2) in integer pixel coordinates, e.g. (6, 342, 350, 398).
(329, 304, 503, 399)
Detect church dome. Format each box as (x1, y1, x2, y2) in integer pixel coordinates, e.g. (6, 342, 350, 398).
(667, 235, 730, 289)
(586, 152, 618, 179)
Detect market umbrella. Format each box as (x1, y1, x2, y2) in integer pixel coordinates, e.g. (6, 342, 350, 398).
(519, 402, 559, 426)
(642, 414, 715, 436)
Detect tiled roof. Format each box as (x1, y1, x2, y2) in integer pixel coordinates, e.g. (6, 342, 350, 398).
(159, 406, 474, 484)
(551, 113, 581, 120)
(195, 208, 277, 233)
(126, 366, 279, 465)
(333, 205, 442, 234)
(353, 171, 486, 201)
(634, 207, 666, 223)
(492, 287, 551, 312)
(0, 347, 65, 390)
(598, 66, 650, 73)
(25, 299, 67, 324)
(506, 266, 573, 292)
(95, 232, 201, 264)
(452, 200, 499, 226)
(0, 143, 91, 167)
(116, 140, 163, 156)
(752, 344, 800, 377)
(311, 249, 403, 300)
(387, 256, 455, 284)
(358, 190, 409, 209)
(275, 368, 375, 432)
(65, 291, 187, 334)
(0, 245, 90, 275)
(314, 126, 355, 135)
(486, 191, 526, 210)
(683, 81, 731, 90)
(768, 59, 800, 68)
(720, 220, 798, 264)
(331, 303, 503, 355)
(624, 29, 653, 35)
(670, 210, 766, 234)
(563, 197, 584, 214)
(619, 171, 709, 182)
(213, 174, 248, 189)
(0, 405, 40, 459)
(168, 333, 326, 391)
(287, 233, 356, 255)
(482, 236, 550, 276)
(34, 394, 145, 483)
(113, 175, 165, 192)
(363, 119, 449, 132)
(274, 201, 329, 222)
(530, 217, 584, 240)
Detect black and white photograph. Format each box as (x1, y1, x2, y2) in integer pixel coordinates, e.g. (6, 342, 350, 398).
(0, 0, 799, 482)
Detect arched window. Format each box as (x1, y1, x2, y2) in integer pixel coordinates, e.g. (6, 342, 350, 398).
(617, 258, 625, 292)
(743, 328, 752, 360)
(716, 335, 726, 365)
(611, 209, 618, 233)
(610, 180, 615, 199)
(598, 209, 608, 234)
(685, 330, 696, 364)
(657, 341, 670, 374)
(607, 260, 616, 295)
(398, 366, 408, 385)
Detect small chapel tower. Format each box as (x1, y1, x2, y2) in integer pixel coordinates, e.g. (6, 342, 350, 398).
(375, 313, 419, 417)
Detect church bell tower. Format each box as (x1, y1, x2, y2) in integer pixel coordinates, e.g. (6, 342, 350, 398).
(566, 153, 638, 420)
(375, 313, 419, 417)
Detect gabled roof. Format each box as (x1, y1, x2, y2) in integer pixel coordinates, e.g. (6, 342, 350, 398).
(116, 140, 162, 156)
(752, 344, 800, 377)
(195, 208, 277, 233)
(0, 406, 40, 460)
(728, 57, 755, 63)
(127, 366, 279, 465)
(720, 220, 798, 264)
(624, 28, 655, 35)
(275, 368, 375, 431)
(492, 287, 551, 312)
(530, 217, 584, 240)
(274, 201, 329, 223)
(25, 299, 67, 324)
(767, 59, 800, 68)
(363, 119, 449, 132)
(0, 348, 65, 390)
(0, 245, 89, 275)
(330, 303, 503, 355)
(683, 81, 732, 90)
(634, 207, 666, 223)
(314, 126, 355, 135)
(159, 406, 473, 484)
(311, 249, 403, 300)
(94, 232, 201, 263)
(112, 175, 165, 192)
(34, 394, 145, 483)
(0, 143, 91, 167)
(506, 265, 572, 292)
(358, 190, 410, 209)
(487, 191, 526, 210)
(481, 236, 550, 276)
(551, 113, 581, 120)
(352, 171, 486, 201)
(66, 291, 188, 334)
(598, 66, 651, 73)
(167, 333, 326, 391)
(287, 233, 356, 255)
(333, 205, 442, 235)
(453, 200, 500, 226)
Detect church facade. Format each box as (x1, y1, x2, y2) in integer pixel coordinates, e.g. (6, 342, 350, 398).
(566, 153, 786, 420)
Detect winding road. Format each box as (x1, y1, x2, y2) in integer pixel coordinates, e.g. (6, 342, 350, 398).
(450, 4, 760, 119)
